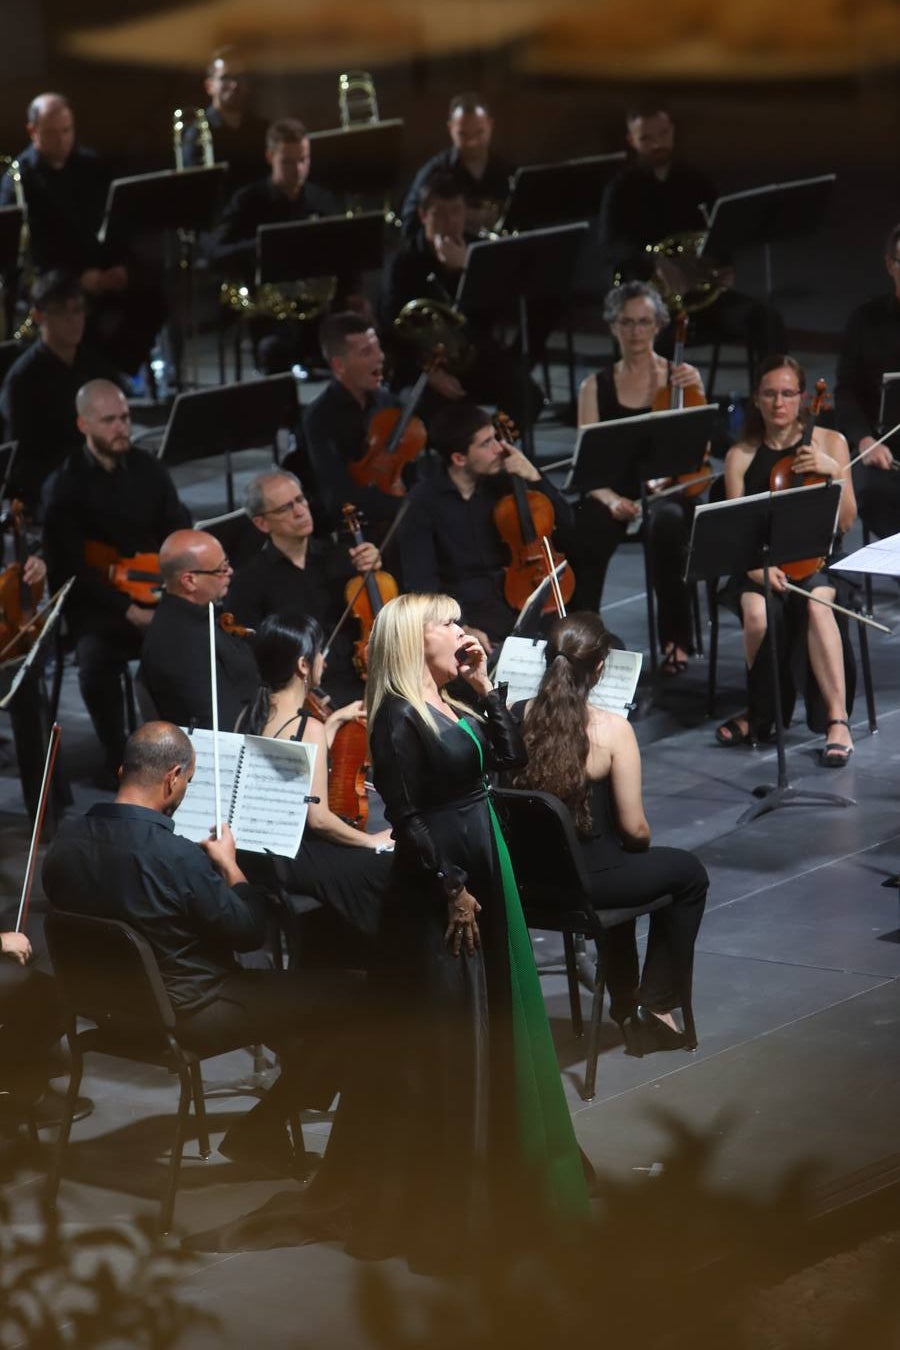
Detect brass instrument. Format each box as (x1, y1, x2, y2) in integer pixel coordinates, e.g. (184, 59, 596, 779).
(642, 231, 725, 315)
(338, 72, 380, 129)
(0, 155, 34, 343)
(219, 275, 337, 324)
(392, 297, 473, 374)
(173, 107, 214, 171)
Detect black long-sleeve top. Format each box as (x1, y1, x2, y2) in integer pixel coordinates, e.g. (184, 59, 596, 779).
(834, 293, 900, 447)
(211, 176, 341, 282)
(0, 145, 118, 273)
(399, 467, 574, 642)
(181, 106, 269, 197)
(139, 592, 260, 732)
(369, 688, 525, 900)
(42, 802, 269, 1011)
(42, 446, 190, 638)
(598, 161, 716, 276)
(399, 146, 515, 238)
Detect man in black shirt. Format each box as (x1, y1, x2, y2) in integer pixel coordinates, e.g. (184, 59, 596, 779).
(228, 469, 378, 703)
(400, 402, 573, 651)
(382, 176, 543, 433)
(42, 721, 359, 1170)
(42, 379, 190, 777)
(213, 118, 346, 376)
(399, 92, 513, 238)
(0, 271, 124, 512)
(834, 223, 900, 541)
(0, 94, 165, 375)
(180, 46, 269, 196)
(291, 312, 401, 535)
(598, 104, 785, 365)
(139, 529, 259, 731)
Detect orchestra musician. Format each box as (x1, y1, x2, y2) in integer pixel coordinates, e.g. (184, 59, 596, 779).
(212, 118, 347, 377)
(42, 721, 363, 1174)
(399, 92, 514, 238)
(227, 469, 379, 704)
(571, 282, 704, 674)
(0, 270, 126, 513)
(290, 313, 402, 535)
(598, 102, 786, 366)
(398, 403, 573, 653)
(716, 356, 856, 765)
(513, 612, 707, 1054)
(139, 530, 259, 732)
(42, 379, 190, 782)
(180, 46, 269, 194)
(0, 94, 165, 377)
(381, 173, 543, 433)
(834, 222, 900, 542)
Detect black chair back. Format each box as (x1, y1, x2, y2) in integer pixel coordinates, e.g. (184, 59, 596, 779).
(44, 910, 177, 1039)
(492, 787, 592, 902)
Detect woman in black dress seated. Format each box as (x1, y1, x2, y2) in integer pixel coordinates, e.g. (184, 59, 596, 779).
(330, 592, 589, 1266)
(241, 614, 392, 956)
(716, 355, 856, 766)
(514, 611, 708, 1054)
(572, 281, 705, 674)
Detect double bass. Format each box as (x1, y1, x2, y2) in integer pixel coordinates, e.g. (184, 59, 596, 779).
(490, 413, 575, 614)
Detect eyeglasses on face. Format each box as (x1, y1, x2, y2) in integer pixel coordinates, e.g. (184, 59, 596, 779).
(614, 317, 656, 330)
(758, 389, 801, 401)
(188, 560, 231, 576)
(260, 493, 307, 517)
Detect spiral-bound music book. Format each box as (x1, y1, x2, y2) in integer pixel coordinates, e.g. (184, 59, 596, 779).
(174, 728, 317, 858)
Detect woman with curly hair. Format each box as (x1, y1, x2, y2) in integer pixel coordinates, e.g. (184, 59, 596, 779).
(514, 610, 708, 1054)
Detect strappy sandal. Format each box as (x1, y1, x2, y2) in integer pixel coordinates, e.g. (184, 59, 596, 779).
(661, 645, 688, 676)
(715, 716, 751, 747)
(821, 718, 853, 768)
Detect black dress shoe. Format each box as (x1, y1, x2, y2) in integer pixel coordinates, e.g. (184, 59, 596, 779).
(620, 1007, 689, 1057)
(33, 1087, 94, 1128)
(218, 1105, 297, 1177)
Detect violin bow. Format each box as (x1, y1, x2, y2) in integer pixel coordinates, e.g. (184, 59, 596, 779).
(845, 416, 900, 472)
(322, 498, 410, 661)
(207, 602, 222, 840)
(16, 722, 61, 933)
(541, 536, 567, 618)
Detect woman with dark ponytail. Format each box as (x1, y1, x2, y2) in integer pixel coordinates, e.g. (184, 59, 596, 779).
(514, 611, 708, 1055)
(241, 613, 392, 949)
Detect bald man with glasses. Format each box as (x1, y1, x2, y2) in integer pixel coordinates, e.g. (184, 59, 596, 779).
(139, 529, 259, 731)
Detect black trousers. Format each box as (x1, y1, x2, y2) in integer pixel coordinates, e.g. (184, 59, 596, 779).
(571, 495, 694, 649)
(581, 846, 708, 1023)
(0, 963, 64, 1088)
(75, 626, 143, 773)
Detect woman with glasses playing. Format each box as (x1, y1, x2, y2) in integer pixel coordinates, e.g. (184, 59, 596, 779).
(571, 281, 705, 675)
(715, 355, 857, 765)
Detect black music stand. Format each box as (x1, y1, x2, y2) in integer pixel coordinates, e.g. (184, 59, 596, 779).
(0, 205, 24, 326)
(455, 223, 588, 457)
(498, 153, 626, 233)
(703, 174, 835, 298)
(257, 211, 385, 283)
(308, 121, 404, 208)
(685, 482, 853, 824)
(878, 373, 900, 451)
(567, 404, 721, 689)
(157, 374, 298, 511)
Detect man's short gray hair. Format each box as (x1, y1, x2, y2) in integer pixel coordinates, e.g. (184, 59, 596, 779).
(243, 469, 301, 518)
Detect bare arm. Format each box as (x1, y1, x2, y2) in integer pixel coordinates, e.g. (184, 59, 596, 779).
(577, 373, 599, 428)
(604, 717, 651, 850)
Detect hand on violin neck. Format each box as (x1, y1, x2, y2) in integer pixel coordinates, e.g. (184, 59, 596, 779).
(502, 445, 540, 483)
(349, 540, 380, 574)
(22, 555, 46, 588)
(670, 361, 704, 392)
(793, 444, 839, 478)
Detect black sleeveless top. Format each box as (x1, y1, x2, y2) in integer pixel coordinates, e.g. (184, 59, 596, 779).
(590, 366, 656, 498)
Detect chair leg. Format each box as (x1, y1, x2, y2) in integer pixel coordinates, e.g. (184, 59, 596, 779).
(288, 1114, 311, 1178)
(706, 578, 720, 719)
(681, 987, 698, 1051)
(707, 342, 721, 400)
(565, 323, 577, 410)
(45, 1027, 84, 1210)
(161, 1066, 192, 1234)
(691, 580, 704, 657)
(581, 940, 606, 1102)
(189, 1062, 211, 1159)
(857, 615, 878, 734)
(562, 931, 584, 1039)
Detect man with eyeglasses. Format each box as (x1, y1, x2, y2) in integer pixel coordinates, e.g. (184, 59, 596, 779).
(139, 529, 259, 732)
(42, 379, 190, 783)
(835, 222, 900, 541)
(228, 469, 379, 703)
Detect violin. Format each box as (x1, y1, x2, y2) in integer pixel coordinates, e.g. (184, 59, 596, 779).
(650, 311, 711, 499)
(0, 500, 46, 662)
(490, 412, 575, 614)
(219, 611, 254, 638)
(769, 378, 832, 582)
(84, 540, 162, 607)
(349, 347, 446, 498)
(340, 504, 399, 679)
(302, 679, 369, 830)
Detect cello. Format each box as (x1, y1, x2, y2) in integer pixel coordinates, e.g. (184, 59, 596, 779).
(490, 412, 575, 614)
(769, 378, 832, 582)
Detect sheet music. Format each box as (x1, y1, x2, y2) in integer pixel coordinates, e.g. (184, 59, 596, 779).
(230, 735, 315, 856)
(174, 729, 243, 843)
(830, 531, 900, 578)
(494, 636, 642, 717)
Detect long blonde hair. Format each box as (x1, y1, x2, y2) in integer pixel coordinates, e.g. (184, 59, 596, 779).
(366, 592, 463, 736)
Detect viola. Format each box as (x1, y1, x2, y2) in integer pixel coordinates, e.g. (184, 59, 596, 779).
(0, 500, 46, 661)
(303, 681, 369, 830)
(650, 310, 710, 498)
(348, 347, 446, 498)
(84, 540, 162, 607)
(490, 413, 575, 614)
(768, 378, 832, 582)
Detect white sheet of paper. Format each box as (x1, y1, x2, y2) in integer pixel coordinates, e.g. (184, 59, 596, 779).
(494, 636, 642, 717)
(173, 729, 243, 844)
(830, 531, 900, 578)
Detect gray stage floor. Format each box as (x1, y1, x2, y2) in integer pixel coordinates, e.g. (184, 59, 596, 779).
(2, 325, 900, 1344)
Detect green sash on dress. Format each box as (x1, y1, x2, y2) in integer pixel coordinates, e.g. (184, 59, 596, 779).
(459, 717, 589, 1219)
